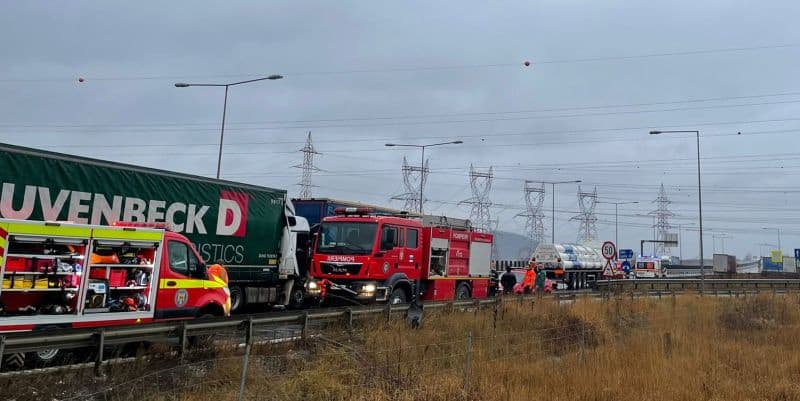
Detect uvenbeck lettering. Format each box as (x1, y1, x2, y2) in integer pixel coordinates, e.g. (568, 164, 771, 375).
(0, 183, 245, 237)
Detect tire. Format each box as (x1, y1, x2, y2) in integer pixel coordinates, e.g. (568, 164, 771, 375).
(189, 313, 219, 349)
(289, 285, 306, 309)
(456, 284, 471, 300)
(29, 348, 62, 367)
(3, 353, 25, 370)
(390, 287, 407, 305)
(229, 286, 245, 313)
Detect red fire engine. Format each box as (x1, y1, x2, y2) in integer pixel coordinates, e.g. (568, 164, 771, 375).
(306, 208, 493, 304)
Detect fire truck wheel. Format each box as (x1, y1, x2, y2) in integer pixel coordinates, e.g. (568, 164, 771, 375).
(189, 313, 221, 349)
(390, 287, 407, 304)
(229, 286, 245, 312)
(29, 348, 62, 367)
(456, 284, 471, 300)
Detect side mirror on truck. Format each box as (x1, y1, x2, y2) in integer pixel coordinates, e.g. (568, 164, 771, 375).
(289, 216, 311, 233)
(193, 263, 208, 280)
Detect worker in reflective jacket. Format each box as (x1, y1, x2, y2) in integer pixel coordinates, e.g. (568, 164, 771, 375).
(522, 265, 536, 294)
(534, 265, 547, 296)
(207, 259, 229, 285)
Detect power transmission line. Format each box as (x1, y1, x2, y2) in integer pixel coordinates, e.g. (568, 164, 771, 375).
(4, 42, 798, 83)
(391, 156, 428, 212)
(516, 181, 546, 244)
(571, 186, 598, 244)
(293, 132, 320, 199)
(462, 165, 493, 232)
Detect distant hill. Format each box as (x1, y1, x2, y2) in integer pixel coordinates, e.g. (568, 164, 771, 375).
(493, 231, 536, 261)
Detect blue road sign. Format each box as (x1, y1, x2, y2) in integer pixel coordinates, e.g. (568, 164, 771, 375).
(621, 260, 632, 273)
(619, 249, 634, 259)
(795, 249, 800, 260)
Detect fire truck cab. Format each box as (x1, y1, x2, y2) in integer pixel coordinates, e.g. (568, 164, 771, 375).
(0, 219, 230, 367)
(307, 208, 493, 304)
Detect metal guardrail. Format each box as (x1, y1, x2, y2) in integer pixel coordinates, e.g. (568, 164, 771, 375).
(0, 298, 499, 370)
(3, 278, 800, 372)
(596, 278, 800, 292)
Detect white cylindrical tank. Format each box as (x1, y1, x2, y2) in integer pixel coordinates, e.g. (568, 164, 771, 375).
(530, 243, 604, 270)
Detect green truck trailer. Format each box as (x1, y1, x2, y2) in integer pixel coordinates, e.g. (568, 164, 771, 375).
(0, 143, 310, 311)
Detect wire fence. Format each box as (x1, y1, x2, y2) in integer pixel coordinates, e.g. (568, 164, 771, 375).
(6, 292, 795, 401)
(37, 320, 597, 400)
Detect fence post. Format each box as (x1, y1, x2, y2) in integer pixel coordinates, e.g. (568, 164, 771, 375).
(0, 335, 5, 371)
(663, 332, 673, 357)
(238, 318, 254, 401)
(301, 312, 310, 341)
(94, 329, 106, 378)
(178, 322, 188, 364)
(384, 302, 392, 324)
(463, 331, 473, 393)
(580, 321, 586, 362)
(346, 307, 354, 330)
(492, 300, 499, 331)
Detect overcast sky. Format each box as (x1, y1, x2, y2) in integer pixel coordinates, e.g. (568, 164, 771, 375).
(2, 1, 799, 260)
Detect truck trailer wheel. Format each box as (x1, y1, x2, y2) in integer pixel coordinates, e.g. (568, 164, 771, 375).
(456, 283, 471, 300)
(229, 286, 245, 313)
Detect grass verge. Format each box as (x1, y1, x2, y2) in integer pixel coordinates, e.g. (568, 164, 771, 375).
(5, 293, 800, 401)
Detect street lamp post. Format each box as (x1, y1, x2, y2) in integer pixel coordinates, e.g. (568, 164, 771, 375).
(175, 74, 284, 179)
(537, 180, 582, 243)
(759, 243, 776, 258)
(762, 227, 782, 252)
(597, 201, 639, 252)
(650, 129, 704, 293)
(384, 141, 463, 213)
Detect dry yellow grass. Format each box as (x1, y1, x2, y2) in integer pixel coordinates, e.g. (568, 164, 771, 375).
(6, 293, 800, 401)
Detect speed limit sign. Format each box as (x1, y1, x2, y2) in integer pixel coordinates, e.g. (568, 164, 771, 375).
(601, 241, 616, 260)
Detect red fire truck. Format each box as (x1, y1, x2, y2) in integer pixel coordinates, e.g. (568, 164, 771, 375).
(0, 219, 231, 367)
(306, 208, 493, 304)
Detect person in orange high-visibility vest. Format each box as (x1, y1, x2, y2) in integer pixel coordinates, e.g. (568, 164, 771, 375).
(522, 265, 536, 294)
(207, 259, 229, 285)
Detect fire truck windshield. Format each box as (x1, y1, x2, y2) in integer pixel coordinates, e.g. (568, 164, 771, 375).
(316, 222, 377, 255)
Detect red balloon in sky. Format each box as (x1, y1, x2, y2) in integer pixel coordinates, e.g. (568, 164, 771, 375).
(523, 61, 531, 67)
(78, 77, 85, 83)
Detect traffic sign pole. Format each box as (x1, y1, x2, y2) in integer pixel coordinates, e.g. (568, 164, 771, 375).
(601, 241, 617, 278)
